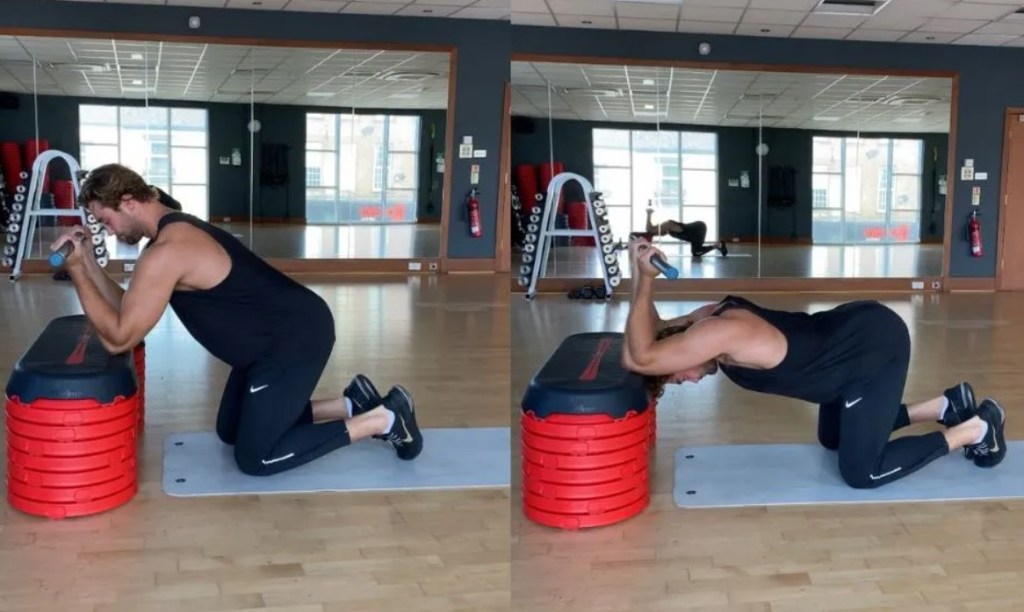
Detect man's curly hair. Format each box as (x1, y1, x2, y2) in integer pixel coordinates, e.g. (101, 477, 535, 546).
(643, 322, 692, 400)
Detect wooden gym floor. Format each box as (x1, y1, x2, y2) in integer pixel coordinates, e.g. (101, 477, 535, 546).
(0, 274, 510, 612)
(511, 291, 1024, 611)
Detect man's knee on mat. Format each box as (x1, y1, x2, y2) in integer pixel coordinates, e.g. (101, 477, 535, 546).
(838, 457, 887, 489)
(233, 443, 283, 476)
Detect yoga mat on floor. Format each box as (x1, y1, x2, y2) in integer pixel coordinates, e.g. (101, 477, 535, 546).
(162, 428, 510, 497)
(674, 442, 1024, 508)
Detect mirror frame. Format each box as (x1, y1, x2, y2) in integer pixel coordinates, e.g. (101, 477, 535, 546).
(1, 26, 460, 276)
(508, 52, 959, 295)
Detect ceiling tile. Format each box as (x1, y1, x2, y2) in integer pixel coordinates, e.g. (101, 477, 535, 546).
(676, 20, 739, 34)
(952, 33, 1019, 45)
(396, 4, 461, 16)
(920, 18, 991, 33)
(341, 2, 402, 14)
(618, 17, 678, 32)
(792, 26, 853, 39)
(224, 0, 290, 8)
(942, 2, 1020, 20)
(735, 23, 797, 37)
(899, 31, 961, 43)
(511, 0, 550, 13)
(741, 9, 807, 25)
(800, 13, 867, 28)
(450, 7, 511, 19)
(556, 14, 617, 28)
(281, 0, 346, 12)
(679, 6, 744, 22)
(845, 29, 907, 41)
(547, 0, 615, 17)
(614, 2, 680, 20)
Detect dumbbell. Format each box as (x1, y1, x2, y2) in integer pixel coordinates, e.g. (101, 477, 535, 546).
(3, 245, 16, 256)
(8, 212, 20, 223)
(91, 233, 105, 246)
(522, 253, 533, 264)
(1, 256, 13, 268)
(6, 233, 18, 244)
(609, 275, 621, 288)
(520, 264, 532, 276)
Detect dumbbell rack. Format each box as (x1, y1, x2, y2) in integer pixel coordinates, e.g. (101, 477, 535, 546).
(518, 172, 622, 300)
(8, 150, 93, 282)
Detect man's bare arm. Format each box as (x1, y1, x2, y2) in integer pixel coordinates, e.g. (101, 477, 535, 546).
(82, 252, 126, 312)
(69, 245, 179, 354)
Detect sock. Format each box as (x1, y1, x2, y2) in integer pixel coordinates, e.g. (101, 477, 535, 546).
(973, 420, 989, 445)
(345, 397, 354, 419)
(938, 396, 950, 421)
(383, 408, 396, 434)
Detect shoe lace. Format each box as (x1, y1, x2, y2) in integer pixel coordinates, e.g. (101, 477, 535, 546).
(970, 441, 990, 456)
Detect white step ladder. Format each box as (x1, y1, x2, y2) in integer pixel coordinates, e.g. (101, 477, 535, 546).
(7, 150, 88, 281)
(517, 172, 623, 300)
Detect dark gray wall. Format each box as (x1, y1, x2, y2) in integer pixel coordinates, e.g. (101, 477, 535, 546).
(0, 93, 445, 222)
(511, 116, 948, 243)
(511, 26, 1024, 277)
(2, 0, 508, 259)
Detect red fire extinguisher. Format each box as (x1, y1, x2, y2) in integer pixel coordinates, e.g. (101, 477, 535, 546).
(466, 188, 482, 238)
(968, 209, 982, 257)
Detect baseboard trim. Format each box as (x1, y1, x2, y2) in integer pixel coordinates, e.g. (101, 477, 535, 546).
(946, 277, 996, 291)
(445, 258, 496, 273)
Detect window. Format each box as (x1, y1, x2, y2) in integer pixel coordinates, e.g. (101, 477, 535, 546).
(593, 128, 718, 241)
(78, 104, 209, 220)
(305, 113, 421, 224)
(811, 136, 923, 244)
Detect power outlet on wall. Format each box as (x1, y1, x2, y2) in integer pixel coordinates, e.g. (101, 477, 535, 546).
(429, 262, 438, 271)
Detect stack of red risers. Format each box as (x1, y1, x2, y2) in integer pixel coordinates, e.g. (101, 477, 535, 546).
(521, 401, 657, 530)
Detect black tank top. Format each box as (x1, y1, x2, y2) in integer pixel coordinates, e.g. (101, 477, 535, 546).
(147, 212, 333, 368)
(713, 295, 907, 404)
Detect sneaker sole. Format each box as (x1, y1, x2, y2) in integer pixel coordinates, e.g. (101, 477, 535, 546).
(391, 385, 422, 460)
(975, 399, 1007, 468)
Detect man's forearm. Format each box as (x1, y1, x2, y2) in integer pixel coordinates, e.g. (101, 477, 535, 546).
(69, 265, 128, 352)
(84, 255, 126, 312)
(625, 276, 658, 365)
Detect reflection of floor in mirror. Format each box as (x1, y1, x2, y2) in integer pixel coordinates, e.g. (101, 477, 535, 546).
(516, 241, 944, 279)
(21, 222, 443, 260)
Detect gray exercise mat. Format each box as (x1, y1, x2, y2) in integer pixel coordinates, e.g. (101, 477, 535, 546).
(674, 442, 1024, 508)
(162, 428, 510, 497)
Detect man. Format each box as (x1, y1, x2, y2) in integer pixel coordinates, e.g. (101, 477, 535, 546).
(641, 204, 727, 258)
(52, 163, 423, 476)
(621, 239, 1007, 489)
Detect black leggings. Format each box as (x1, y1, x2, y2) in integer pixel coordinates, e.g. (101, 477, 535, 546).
(661, 220, 718, 257)
(215, 341, 351, 476)
(817, 349, 950, 489)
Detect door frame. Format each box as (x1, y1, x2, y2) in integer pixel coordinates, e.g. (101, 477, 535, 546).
(996, 107, 1024, 290)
